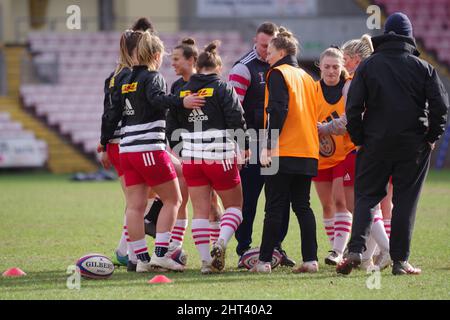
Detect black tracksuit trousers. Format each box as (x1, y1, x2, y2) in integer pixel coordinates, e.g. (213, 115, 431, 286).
(348, 143, 432, 262)
(259, 172, 318, 263)
(235, 161, 290, 256)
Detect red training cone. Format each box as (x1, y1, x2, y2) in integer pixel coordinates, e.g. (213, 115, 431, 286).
(148, 275, 172, 284)
(2, 268, 27, 277)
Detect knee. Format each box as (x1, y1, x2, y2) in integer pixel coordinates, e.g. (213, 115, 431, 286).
(292, 202, 312, 216)
(127, 202, 147, 216)
(165, 194, 183, 210)
(335, 199, 347, 213)
(321, 203, 334, 218)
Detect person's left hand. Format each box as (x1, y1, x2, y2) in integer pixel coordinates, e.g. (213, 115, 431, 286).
(260, 148, 272, 167)
(97, 143, 105, 153)
(237, 149, 251, 170)
(100, 151, 111, 170)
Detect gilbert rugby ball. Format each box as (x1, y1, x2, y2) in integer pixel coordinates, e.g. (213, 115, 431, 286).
(76, 253, 115, 279)
(241, 247, 283, 270)
(170, 247, 188, 266)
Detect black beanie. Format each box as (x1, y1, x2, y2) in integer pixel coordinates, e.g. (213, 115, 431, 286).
(384, 12, 413, 38)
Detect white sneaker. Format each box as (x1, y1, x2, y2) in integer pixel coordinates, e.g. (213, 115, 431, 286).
(136, 260, 167, 273)
(150, 252, 185, 272)
(360, 258, 375, 271)
(210, 238, 226, 272)
(293, 261, 319, 273)
(201, 260, 214, 274)
(249, 261, 271, 273)
(324, 250, 343, 265)
(375, 251, 391, 270)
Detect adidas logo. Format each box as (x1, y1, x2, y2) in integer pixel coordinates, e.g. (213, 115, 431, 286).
(188, 109, 208, 122)
(344, 173, 351, 181)
(123, 98, 135, 116)
(336, 233, 342, 237)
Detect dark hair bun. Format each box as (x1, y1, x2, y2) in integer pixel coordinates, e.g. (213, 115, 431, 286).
(204, 40, 221, 54)
(181, 38, 196, 46)
(131, 17, 154, 32)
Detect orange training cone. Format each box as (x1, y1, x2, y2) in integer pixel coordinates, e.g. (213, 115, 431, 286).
(148, 275, 172, 284)
(2, 268, 26, 277)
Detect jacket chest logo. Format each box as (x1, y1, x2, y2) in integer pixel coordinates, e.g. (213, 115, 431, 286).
(121, 82, 138, 93)
(188, 109, 209, 122)
(320, 111, 339, 157)
(123, 98, 135, 116)
(180, 88, 214, 97)
(258, 72, 265, 84)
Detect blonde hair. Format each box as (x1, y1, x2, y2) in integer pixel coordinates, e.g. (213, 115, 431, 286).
(318, 47, 349, 80)
(137, 30, 165, 71)
(342, 34, 374, 60)
(270, 26, 299, 56)
(113, 29, 143, 77)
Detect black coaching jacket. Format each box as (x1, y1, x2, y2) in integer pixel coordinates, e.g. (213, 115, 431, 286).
(346, 34, 449, 157)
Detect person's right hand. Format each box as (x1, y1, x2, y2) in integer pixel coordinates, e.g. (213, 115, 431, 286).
(183, 93, 205, 109)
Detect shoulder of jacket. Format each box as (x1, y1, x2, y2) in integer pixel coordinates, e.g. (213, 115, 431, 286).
(239, 51, 258, 65)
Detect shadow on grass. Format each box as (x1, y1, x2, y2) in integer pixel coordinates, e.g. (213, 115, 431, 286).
(0, 266, 367, 293)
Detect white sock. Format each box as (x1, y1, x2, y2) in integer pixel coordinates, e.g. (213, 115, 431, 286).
(129, 238, 149, 263)
(209, 220, 220, 245)
(333, 211, 352, 255)
(323, 217, 335, 248)
(117, 215, 128, 256)
(123, 217, 137, 263)
(371, 209, 389, 252)
(192, 219, 211, 263)
(219, 207, 243, 246)
(171, 219, 188, 248)
(154, 232, 171, 257)
(383, 219, 391, 239)
(127, 239, 137, 263)
(362, 235, 378, 260)
(374, 246, 381, 256)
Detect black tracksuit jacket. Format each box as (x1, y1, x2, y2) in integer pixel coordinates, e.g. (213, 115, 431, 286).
(166, 73, 248, 159)
(346, 34, 449, 157)
(100, 67, 131, 145)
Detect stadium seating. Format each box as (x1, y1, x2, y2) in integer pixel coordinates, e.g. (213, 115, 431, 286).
(21, 31, 248, 155)
(373, 0, 450, 65)
(0, 111, 48, 168)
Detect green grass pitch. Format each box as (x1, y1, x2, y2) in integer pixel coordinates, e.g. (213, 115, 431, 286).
(0, 170, 449, 300)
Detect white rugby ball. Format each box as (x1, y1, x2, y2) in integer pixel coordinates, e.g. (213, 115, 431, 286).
(76, 253, 115, 279)
(241, 247, 283, 270)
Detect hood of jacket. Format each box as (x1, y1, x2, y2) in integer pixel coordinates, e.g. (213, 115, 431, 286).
(371, 33, 420, 57)
(186, 73, 221, 92)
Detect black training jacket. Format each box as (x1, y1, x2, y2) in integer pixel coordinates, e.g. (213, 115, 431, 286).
(166, 73, 248, 160)
(346, 34, 449, 156)
(100, 67, 131, 146)
(116, 65, 185, 153)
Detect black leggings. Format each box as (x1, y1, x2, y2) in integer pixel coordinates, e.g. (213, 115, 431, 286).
(259, 172, 318, 263)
